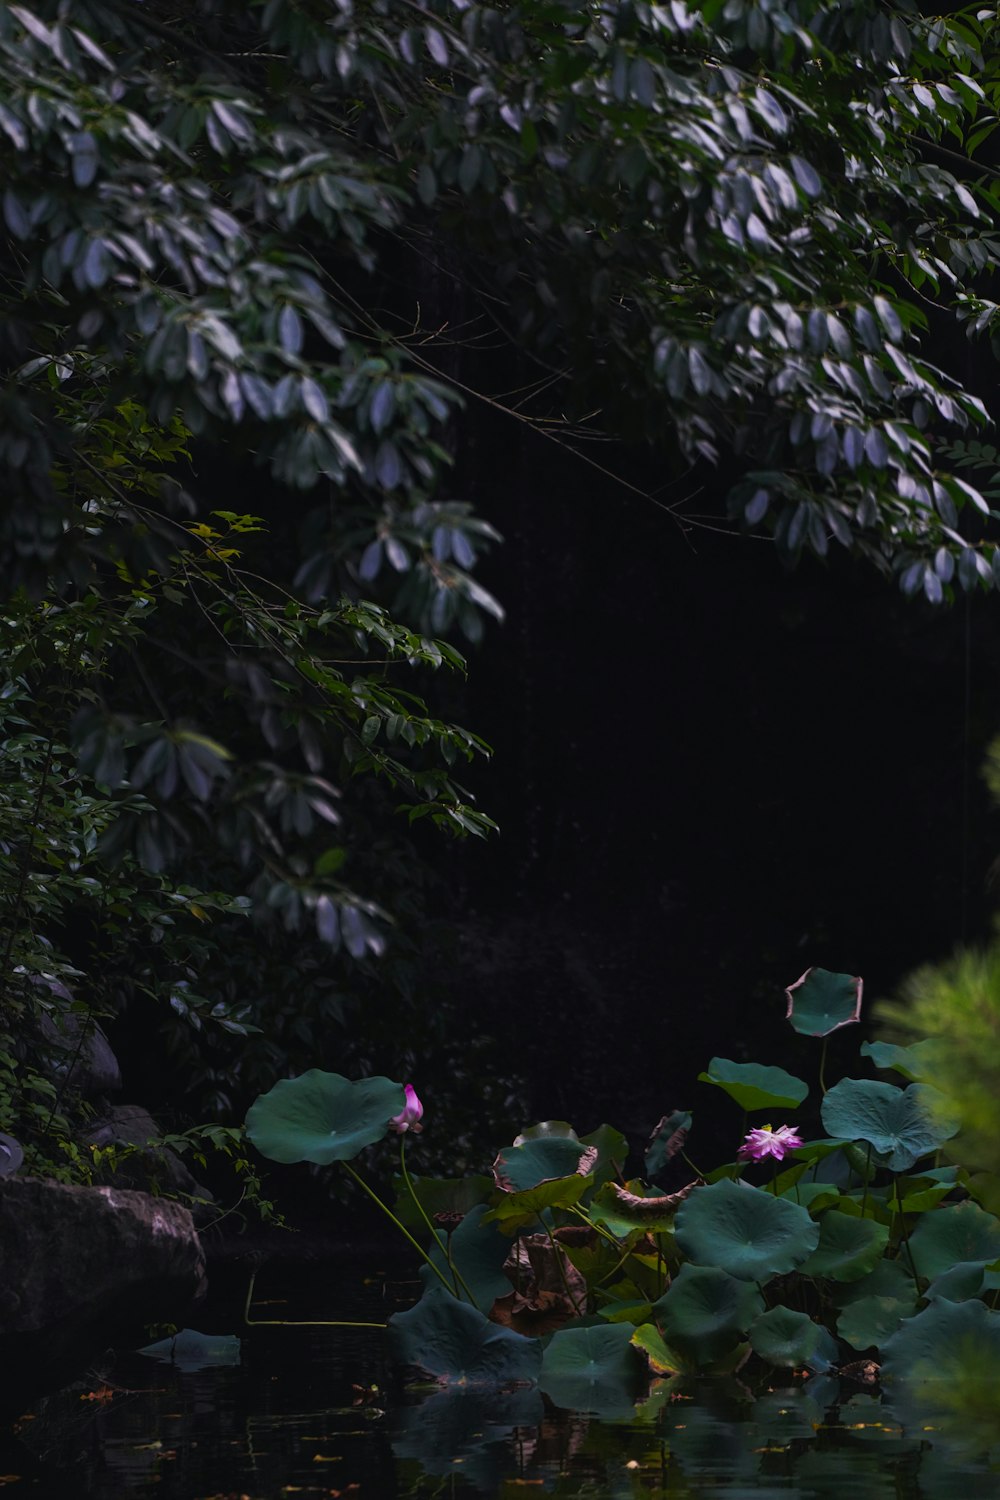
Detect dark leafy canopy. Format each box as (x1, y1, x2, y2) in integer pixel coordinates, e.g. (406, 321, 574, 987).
(2, 0, 1000, 1161)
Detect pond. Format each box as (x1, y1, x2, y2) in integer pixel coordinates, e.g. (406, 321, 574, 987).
(7, 1257, 1000, 1499)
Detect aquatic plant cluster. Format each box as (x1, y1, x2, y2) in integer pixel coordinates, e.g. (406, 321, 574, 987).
(244, 967, 1000, 1410)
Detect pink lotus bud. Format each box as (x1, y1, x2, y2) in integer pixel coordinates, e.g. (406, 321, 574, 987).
(389, 1083, 423, 1134)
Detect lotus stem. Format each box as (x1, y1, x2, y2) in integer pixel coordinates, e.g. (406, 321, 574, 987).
(340, 1160, 458, 1298)
(399, 1137, 482, 1311)
(819, 1036, 829, 1096)
(243, 1267, 386, 1329)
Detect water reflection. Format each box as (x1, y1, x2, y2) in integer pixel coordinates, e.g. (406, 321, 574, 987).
(8, 1264, 1000, 1498)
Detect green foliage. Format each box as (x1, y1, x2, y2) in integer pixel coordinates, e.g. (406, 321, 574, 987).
(240, 956, 1000, 1414)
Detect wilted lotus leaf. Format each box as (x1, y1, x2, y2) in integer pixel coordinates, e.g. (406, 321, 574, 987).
(389, 1283, 542, 1387)
(748, 1306, 839, 1371)
(245, 1069, 405, 1164)
(483, 1172, 593, 1232)
(589, 1178, 698, 1236)
(0, 1132, 23, 1179)
(674, 1179, 820, 1282)
(645, 1109, 692, 1177)
(539, 1323, 645, 1418)
(698, 1058, 808, 1112)
(797, 1210, 890, 1282)
(906, 1200, 1000, 1282)
(492, 1136, 594, 1192)
(785, 967, 863, 1036)
(820, 1078, 958, 1172)
(654, 1263, 764, 1364)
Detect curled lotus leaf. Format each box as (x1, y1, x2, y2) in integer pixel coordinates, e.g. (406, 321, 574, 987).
(493, 1136, 595, 1192)
(245, 1069, 405, 1164)
(645, 1109, 692, 1177)
(785, 967, 863, 1036)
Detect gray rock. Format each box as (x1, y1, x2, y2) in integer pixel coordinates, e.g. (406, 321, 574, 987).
(85, 1105, 215, 1214)
(34, 986, 122, 1096)
(0, 1177, 206, 1412)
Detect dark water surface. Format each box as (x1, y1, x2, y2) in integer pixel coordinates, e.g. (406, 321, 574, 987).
(8, 1261, 1000, 1499)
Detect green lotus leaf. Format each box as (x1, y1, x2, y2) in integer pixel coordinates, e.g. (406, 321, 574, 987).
(785, 967, 863, 1036)
(539, 1323, 645, 1419)
(891, 1166, 961, 1214)
(883, 1299, 1000, 1458)
(836, 1292, 917, 1352)
(907, 1201, 1000, 1282)
(388, 1284, 542, 1388)
(245, 1069, 405, 1164)
(423, 1204, 514, 1310)
(860, 1038, 941, 1081)
(630, 1322, 688, 1374)
(833, 1255, 915, 1306)
(820, 1078, 958, 1171)
(698, 1057, 808, 1112)
(748, 1306, 839, 1371)
(493, 1136, 590, 1192)
(138, 1329, 241, 1371)
(513, 1120, 578, 1145)
(925, 1260, 990, 1304)
(654, 1264, 764, 1363)
(882, 1297, 1000, 1385)
(482, 1171, 591, 1231)
(392, 1173, 493, 1229)
(779, 1181, 841, 1214)
(797, 1209, 890, 1282)
(674, 1179, 820, 1282)
(645, 1109, 692, 1177)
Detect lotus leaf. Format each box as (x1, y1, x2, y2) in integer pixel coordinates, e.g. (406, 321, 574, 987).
(797, 1209, 889, 1281)
(860, 1038, 940, 1081)
(245, 1069, 405, 1164)
(579, 1123, 629, 1186)
(785, 967, 862, 1036)
(925, 1260, 990, 1303)
(820, 1078, 958, 1171)
(882, 1296, 1000, 1385)
(674, 1179, 820, 1281)
(654, 1263, 764, 1363)
(493, 1136, 590, 1192)
(540, 1323, 645, 1419)
(392, 1173, 493, 1229)
(483, 1171, 592, 1230)
(837, 1292, 917, 1351)
(138, 1329, 241, 1371)
(906, 1200, 1000, 1282)
(423, 1204, 514, 1310)
(645, 1109, 692, 1177)
(513, 1120, 578, 1145)
(388, 1284, 542, 1387)
(590, 1177, 698, 1236)
(698, 1057, 808, 1112)
(630, 1322, 687, 1374)
(748, 1306, 839, 1371)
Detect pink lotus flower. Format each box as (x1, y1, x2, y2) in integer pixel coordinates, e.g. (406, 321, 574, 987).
(389, 1084, 423, 1134)
(738, 1124, 803, 1162)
